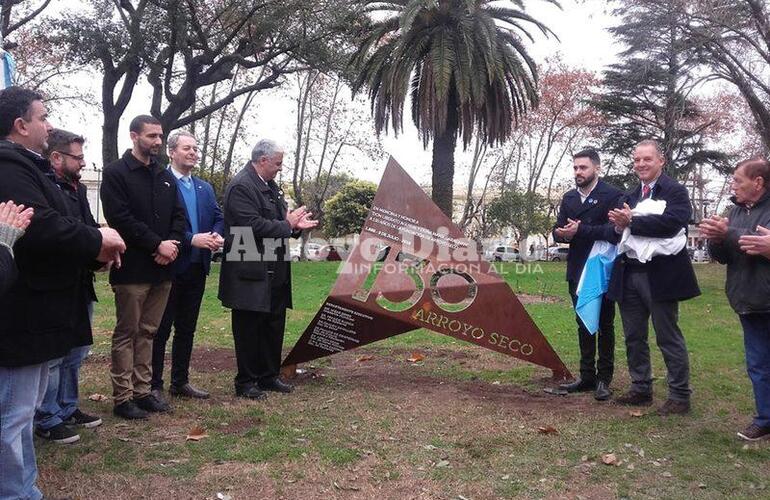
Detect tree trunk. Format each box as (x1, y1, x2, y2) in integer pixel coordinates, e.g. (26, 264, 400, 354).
(102, 111, 120, 166)
(431, 99, 459, 219)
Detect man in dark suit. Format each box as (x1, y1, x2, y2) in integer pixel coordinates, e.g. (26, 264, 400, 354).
(0, 87, 125, 500)
(151, 130, 224, 401)
(552, 149, 623, 401)
(101, 115, 187, 419)
(34, 129, 103, 445)
(219, 139, 317, 400)
(608, 139, 700, 415)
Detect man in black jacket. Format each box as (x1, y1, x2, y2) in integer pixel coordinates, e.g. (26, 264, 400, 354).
(0, 87, 125, 500)
(219, 139, 317, 400)
(608, 140, 700, 416)
(34, 129, 103, 445)
(552, 149, 623, 401)
(101, 115, 187, 419)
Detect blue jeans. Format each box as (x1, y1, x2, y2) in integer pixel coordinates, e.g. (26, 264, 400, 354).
(740, 313, 770, 428)
(35, 302, 93, 430)
(0, 362, 48, 500)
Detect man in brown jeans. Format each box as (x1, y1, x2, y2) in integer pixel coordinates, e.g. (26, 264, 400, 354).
(101, 115, 187, 419)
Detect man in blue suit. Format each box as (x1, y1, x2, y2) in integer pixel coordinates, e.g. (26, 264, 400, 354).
(552, 149, 623, 401)
(151, 130, 224, 401)
(607, 140, 700, 416)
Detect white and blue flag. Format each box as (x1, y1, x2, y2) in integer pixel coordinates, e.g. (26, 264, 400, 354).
(0, 51, 14, 89)
(575, 240, 617, 334)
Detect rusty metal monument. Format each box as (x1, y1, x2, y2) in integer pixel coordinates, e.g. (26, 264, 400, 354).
(282, 158, 571, 380)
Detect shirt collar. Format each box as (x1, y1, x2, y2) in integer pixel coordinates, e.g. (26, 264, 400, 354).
(641, 173, 662, 191)
(169, 164, 192, 182)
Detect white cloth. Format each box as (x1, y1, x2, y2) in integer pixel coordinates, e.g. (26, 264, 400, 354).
(617, 198, 686, 263)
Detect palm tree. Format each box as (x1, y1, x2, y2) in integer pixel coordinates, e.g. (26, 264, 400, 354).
(350, 0, 557, 217)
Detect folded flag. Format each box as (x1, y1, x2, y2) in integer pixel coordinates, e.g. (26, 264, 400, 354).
(0, 51, 14, 90)
(576, 240, 617, 335)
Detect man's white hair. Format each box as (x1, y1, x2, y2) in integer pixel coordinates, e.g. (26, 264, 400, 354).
(251, 139, 284, 162)
(167, 129, 196, 151)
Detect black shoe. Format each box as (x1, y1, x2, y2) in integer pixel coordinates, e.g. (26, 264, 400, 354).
(113, 400, 149, 420)
(656, 399, 691, 416)
(594, 381, 612, 401)
(170, 383, 210, 399)
(235, 385, 267, 400)
(35, 423, 80, 444)
(64, 409, 102, 428)
(559, 378, 596, 393)
(614, 390, 653, 406)
(135, 394, 170, 413)
(259, 378, 294, 394)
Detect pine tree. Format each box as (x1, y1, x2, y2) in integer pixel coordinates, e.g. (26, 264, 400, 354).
(591, 0, 730, 187)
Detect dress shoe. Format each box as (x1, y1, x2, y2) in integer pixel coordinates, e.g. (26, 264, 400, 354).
(558, 378, 596, 393)
(235, 385, 267, 401)
(113, 400, 149, 420)
(170, 383, 210, 399)
(656, 399, 690, 416)
(259, 378, 294, 393)
(150, 388, 168, 406)
(737, 423, 770, 441)
(594, 381, 612, 401)
(614, 390, 653, 406)
(135, 393, 171, 413)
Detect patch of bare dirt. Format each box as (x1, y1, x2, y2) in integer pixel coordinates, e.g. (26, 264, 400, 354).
(517, 293, 563, 304)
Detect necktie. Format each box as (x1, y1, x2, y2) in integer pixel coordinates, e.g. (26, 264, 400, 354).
(642, 184, 651, 199)
(181, 176, 192, 189)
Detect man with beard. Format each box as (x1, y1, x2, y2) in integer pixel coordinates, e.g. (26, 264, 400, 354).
(101, 115, 187, 419)
(552, 149, 623, 401)
(34, 129, 102, 444)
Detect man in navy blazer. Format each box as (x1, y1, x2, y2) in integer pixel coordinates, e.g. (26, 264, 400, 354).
(552, 149, 623, 401)
(151, 130, 224, 401)
(608, 140, 700, 415)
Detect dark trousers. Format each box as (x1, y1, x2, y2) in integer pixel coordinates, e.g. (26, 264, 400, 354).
(151, 263, 206, 390)
(569, 280, 615, 384)
(618, 270, 691, 402)
(231, 285, 289, 390)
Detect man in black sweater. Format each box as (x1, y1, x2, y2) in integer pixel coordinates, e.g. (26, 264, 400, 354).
(101, 115, 187, 420)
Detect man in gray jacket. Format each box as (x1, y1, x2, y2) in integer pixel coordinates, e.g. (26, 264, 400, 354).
(701, 157, 770, 441)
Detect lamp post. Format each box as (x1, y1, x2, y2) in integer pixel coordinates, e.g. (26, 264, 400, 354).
(92, 162, 102, 225)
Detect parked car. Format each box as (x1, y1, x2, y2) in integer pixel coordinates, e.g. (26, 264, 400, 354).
(290, 243, 321, 261)
(547, 246, 569, 262)
(691, 248, 710, 263)
(491, 245, 521, 262)
(308, 244, 349, 261)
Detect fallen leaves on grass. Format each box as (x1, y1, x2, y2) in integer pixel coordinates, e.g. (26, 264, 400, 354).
(356, 354, 374, 363)
(601, 453, 620, 466)
(629, 410, 644, 417)
(537, 425, 559, 435)
(186, 425, 209, 441)
(88, 393, 109, 402)
(407, 352, 425, 363)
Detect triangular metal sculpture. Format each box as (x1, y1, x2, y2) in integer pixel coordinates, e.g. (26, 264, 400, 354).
(283, 157, 571, 380)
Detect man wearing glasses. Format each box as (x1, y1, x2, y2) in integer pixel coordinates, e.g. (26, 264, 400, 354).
(34, 129, 103, 444)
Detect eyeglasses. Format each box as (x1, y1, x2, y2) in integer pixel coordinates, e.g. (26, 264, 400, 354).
(56, 151, 85, 162)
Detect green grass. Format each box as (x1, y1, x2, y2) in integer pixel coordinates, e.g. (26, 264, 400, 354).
(44, 261, 769, 499)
